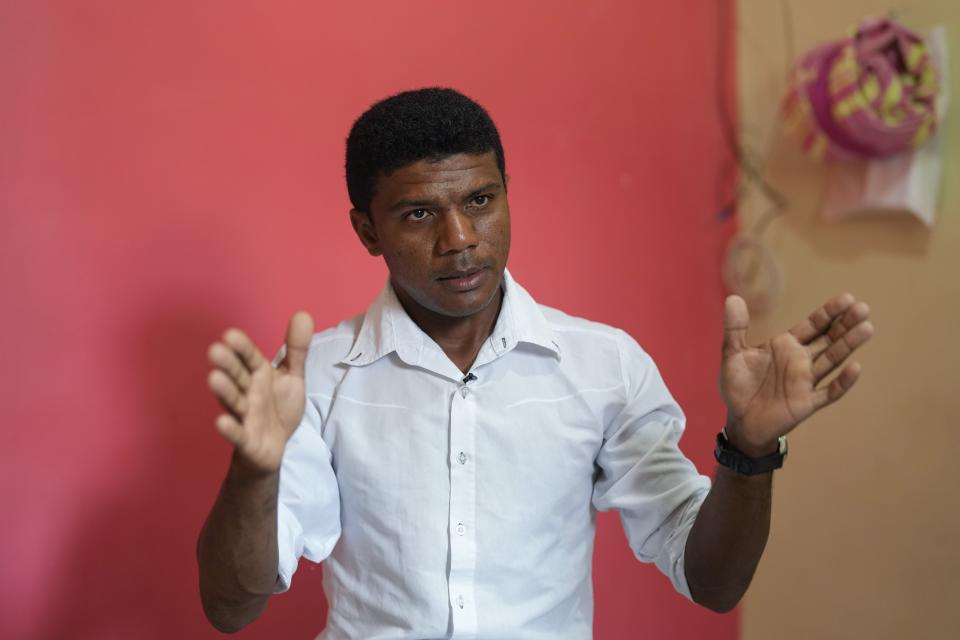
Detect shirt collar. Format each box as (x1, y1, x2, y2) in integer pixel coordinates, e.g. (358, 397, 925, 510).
(341, 268, 561, 369)
(486, 269, 562, 362)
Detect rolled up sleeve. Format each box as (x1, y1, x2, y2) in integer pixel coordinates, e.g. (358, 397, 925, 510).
(275, 394, 341, 593)
(591, 332, 711, 600)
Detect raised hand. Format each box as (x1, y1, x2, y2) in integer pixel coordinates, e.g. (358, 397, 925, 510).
(206, 312, 314, 473)
(719, 294, 874, 457)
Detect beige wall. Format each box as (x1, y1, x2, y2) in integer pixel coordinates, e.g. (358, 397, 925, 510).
(736, 2, 960, 639)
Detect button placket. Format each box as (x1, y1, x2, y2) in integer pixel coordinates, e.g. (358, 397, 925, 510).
(448, 384, 478, 635)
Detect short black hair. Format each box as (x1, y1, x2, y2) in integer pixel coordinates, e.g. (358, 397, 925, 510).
(345, 87, 506, 212)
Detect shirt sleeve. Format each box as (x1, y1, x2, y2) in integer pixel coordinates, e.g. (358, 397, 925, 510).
(274, 392, 341, 593)
(591, 331, 711, 601)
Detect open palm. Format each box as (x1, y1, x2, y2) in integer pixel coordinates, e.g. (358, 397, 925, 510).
(207, 312, 314, 473)
(719, 295, 873, 457)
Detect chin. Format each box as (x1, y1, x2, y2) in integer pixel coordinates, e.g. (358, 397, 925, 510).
(391, 267, 504, 321)
(433, 290, 496, 317)
(430, 279, 502, 318)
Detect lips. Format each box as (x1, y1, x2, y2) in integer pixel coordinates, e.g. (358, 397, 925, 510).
(439, 267, 482, 280)
(437, 266, 487, 292)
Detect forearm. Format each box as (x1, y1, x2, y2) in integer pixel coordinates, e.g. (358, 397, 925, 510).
(683, 466, 772, 613)
(197, 452, 282, 632)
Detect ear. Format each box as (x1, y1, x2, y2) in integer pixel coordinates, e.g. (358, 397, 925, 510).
(349, 208, 382, 256)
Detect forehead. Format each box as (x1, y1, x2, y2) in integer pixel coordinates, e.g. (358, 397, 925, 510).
(372, 151, 502, 208)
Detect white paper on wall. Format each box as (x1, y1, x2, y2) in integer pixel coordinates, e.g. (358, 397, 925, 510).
(820, 26, 949, 227)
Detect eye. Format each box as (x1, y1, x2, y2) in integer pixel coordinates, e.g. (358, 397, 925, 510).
(470, 194, 492, 207)
(406, 209, 430, 221)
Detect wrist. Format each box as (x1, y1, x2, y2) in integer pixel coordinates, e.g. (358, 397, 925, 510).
(228, 450, 281, 483)
(714, 430, 787, 476)
(722, 418, 780, 458)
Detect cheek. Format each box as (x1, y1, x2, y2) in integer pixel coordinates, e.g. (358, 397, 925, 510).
(481, 212, 511, 252)
(382, 241, 428, 274)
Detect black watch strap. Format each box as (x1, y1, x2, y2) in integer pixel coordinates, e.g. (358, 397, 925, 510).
(714, 432, 787, 475)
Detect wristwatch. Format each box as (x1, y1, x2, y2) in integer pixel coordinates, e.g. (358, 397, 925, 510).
(714, 431, 788, 475)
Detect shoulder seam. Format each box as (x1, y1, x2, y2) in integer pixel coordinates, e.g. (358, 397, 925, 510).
(546, 323, 619, 341)
(310, 333, 355, 345)
(615, 329, 629, 403)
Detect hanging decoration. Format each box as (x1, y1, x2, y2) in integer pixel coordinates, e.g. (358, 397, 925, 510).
(780, 17, 949, 228)
(783, 17, 940, 162)
(724, 12, 949, 314)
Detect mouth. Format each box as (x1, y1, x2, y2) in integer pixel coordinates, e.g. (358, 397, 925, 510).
(437, 266, 488, 292)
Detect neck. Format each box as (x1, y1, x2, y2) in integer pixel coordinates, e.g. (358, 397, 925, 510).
(394, 284, 504, 375)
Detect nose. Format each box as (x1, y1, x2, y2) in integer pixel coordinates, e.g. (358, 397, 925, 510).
(436, 210, 478, 255)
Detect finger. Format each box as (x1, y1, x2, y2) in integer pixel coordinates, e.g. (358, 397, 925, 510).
(722, 295, 750, 356)
(223, 328, 268, 372)
(828, 301, 871, 341)
(789, 293, 855, 344)
(813, 362, 862, 411)
(207, 342, 252, 391)
(215, 413, 247, 449)
(281, 311, 314, 378)
(806, 301, 872, 358)
(207, 369, 249, 417)
(812, 321, 874, 382)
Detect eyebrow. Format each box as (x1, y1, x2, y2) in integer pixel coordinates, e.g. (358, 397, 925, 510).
(390, 197, 437, 212)
(389, 182, 503, 212)
(465, 182, 502, 200)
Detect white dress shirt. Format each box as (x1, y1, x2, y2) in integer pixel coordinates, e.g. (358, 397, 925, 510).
(275, 269, 711, 639)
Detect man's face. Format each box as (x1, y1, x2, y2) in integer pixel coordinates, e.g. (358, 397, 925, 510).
(351, 151, 510, 320)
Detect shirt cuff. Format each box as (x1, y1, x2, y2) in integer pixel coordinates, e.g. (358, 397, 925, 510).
(655, 483, 710, 601)
(274, 500, 302, 594)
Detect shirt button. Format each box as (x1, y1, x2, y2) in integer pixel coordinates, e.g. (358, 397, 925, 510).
(456, 522, 465, 536)
(458, 451, 467, 465)
(459, 386, 469, 398)
(456, 594, 465, 609)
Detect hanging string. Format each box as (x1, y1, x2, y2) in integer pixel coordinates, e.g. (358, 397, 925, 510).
(715, 0, 796, 312)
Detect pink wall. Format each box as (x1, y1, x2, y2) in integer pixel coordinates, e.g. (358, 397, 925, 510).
(0, 1, 737, 638)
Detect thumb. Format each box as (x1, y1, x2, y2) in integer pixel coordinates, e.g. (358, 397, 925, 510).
(282, 311, 314, 377)
(722, 295, 749, 357)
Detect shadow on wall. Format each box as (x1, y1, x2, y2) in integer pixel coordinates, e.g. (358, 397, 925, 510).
(763, 136, 933, 259)
(34, 296, 328, 640)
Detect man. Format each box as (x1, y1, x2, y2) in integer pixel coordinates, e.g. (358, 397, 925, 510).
(197, 88, 873, 638)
